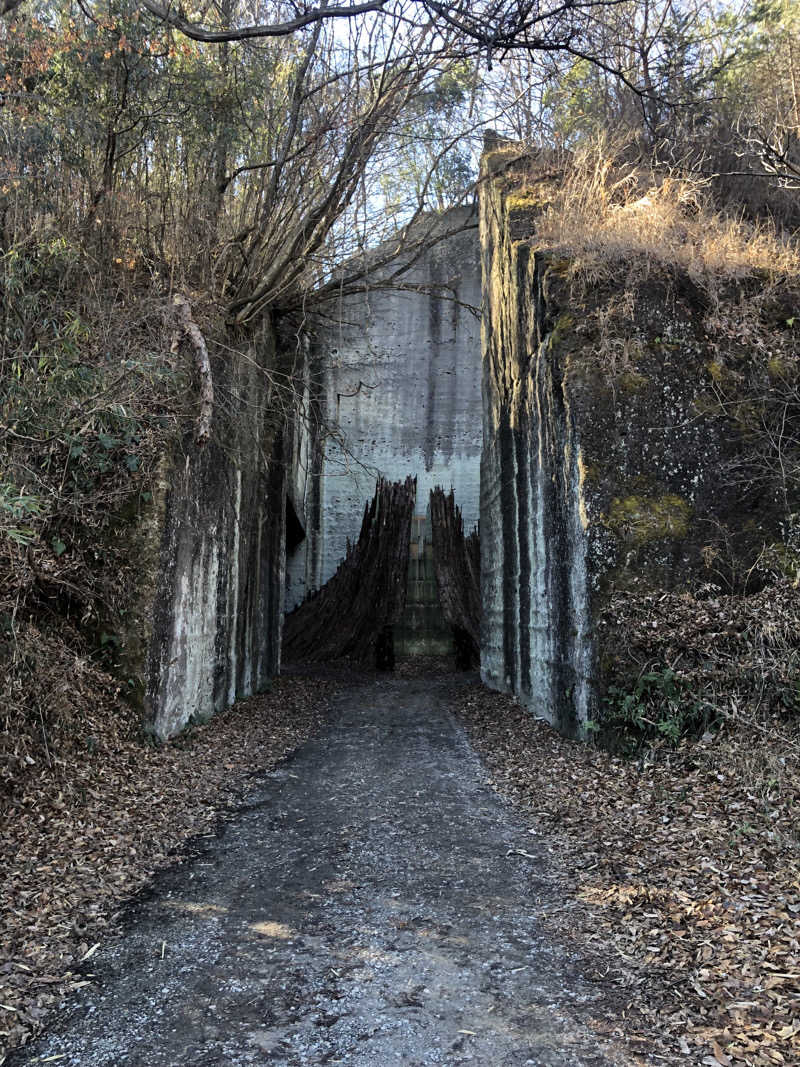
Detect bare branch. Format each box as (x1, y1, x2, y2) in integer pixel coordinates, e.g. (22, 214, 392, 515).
(172, 295, 214, 446)
(137, 0, 388, 42)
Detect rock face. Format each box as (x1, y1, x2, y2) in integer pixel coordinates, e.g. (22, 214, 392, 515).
(480, 180, 592, 735)
(479, 155, 787, 735)
(285, 207, 483, 611)
(136, 321, 295, 740)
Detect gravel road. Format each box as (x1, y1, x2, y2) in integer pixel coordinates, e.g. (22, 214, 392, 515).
(13, 676, 629, 1066)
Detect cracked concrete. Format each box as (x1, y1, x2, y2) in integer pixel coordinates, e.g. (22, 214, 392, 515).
(14, 677, 628, 1066)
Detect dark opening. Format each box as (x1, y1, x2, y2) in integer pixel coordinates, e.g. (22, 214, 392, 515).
(286, 494, 306, 553)
(375, 625, 396, 671)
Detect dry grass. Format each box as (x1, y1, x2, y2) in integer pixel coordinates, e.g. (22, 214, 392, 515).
(519, 142, 800, 288)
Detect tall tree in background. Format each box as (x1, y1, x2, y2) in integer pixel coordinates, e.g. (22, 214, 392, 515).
(4, 0, 800, 311)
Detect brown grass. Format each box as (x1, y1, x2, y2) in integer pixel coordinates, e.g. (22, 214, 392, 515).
(520, 142, 800, 288)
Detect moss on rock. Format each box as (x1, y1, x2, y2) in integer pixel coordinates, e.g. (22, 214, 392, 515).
(617, 370, 648, 393)
(483, 145, 527, 175)
(606, 493, 692, 545)
(506, 189, 549, 213)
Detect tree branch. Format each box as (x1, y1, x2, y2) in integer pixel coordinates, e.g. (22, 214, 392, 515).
(172, 295, 214, 447)
(138, 0, 388, 42)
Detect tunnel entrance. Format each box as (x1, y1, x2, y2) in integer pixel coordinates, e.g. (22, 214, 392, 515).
(395, 510, 454, 659)
(282, 479, 479, 671)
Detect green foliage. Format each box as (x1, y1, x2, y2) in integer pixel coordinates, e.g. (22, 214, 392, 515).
(524, 0, 800, 224)
(600, 667, 714, 750)
(378, 61, 477, 215)
(0, 483, 44, 545)
(0, 222, 189, 731)
(1, 239, 182, 517)
(542, 59, 605, 145)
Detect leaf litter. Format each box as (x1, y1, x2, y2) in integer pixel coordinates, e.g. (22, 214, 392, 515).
(0, 676, 335, 1061)
(3, 655, 799, 1067)
(454, 686, 800, 1067)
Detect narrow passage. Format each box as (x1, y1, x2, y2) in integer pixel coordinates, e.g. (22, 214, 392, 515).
(17, 678, 626, 1066)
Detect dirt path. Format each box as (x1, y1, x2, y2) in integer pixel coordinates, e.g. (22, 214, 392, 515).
(12, 678, 629, 1067)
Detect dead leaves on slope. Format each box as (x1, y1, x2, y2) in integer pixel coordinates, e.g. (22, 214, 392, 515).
(455, 688, 800, 1067)
(0, 676, 335, 1060)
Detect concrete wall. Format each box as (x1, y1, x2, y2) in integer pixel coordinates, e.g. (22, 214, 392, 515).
(128, 211, 483, 735)
(138, 320, 292, 740)
(395, 514, 454, 657)
(480, 177, 592, 735)
(479, 151, 787, 735)
(286, 208, 483, 610)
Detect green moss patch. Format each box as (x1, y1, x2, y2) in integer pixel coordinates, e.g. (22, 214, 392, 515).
(617, 370, 648, 393)
(506, 189, 548, 213)
(767, 355, 797, 380)
(706, 359, 742, 388)
(606, 493, 692, 544)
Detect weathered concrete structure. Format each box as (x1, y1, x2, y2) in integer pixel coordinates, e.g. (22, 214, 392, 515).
(286, 208, 483, 624)
(123, 166, 792, 740)
(395, 514, 453, 658)
(479, 150, 787, 734)
(120, 212, 484, 737)
(125, 321, 301, 740)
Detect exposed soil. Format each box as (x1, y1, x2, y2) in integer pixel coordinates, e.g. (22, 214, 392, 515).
(7, 676, 635, 1066)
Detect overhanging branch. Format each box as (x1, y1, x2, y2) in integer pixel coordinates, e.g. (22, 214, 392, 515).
(138, 0, 388, 42)
(172, 295, 214, 447)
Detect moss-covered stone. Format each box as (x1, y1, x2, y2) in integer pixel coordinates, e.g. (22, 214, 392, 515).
(483, 145, 527, 175)
(505, 189, 549, 213)
(692, 391, 724, 416)
(606, 494, 692, 545)
(479, 139, 792, 745)
(616, 370, 648, 393)
(549, 311, 574, 347)
(707, 359, 740, 387)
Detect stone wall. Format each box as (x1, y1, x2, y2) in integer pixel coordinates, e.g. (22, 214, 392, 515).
(126, 209, 484, 734)
(480, 176, 591, 734)
(286, 207, 483, 610)
(479, 155, 787, 735)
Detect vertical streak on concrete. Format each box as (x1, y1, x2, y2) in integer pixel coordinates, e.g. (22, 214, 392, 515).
(515, 418, 532, 699)
(479, 178, 594, 735)
(530, 358, 551, 712)
(227, 467, 242, 707)
(479, 190, 505, 694)
(499, 414, 520, 693)
(424, 254, 442, 472)
(147, 324, 291, 740)
(565, 432, 592, 732)
(158, 518, 220, 731)
(291, 208, 482, 608)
